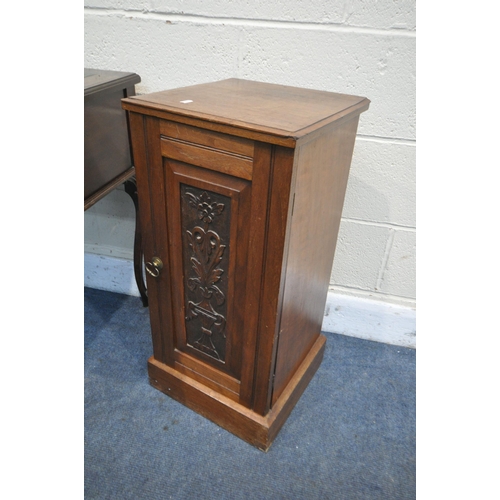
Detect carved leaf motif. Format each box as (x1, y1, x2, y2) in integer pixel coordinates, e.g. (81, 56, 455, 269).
(187, 277, 200, 291)
(212, 285, 225, 306)
(186, 192, 198, 209)
(190, 256, 204, 281)
(213, 203, 224, 216)
(208, 267, 224, 285)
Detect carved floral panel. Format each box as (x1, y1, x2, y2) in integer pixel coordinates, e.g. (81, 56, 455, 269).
(180, 184, 231, 362)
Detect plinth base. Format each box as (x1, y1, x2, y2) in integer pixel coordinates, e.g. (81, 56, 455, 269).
(148, 334, 326, 451)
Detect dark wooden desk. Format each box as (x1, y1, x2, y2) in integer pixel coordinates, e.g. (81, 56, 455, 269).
(84, 68, 147, 306)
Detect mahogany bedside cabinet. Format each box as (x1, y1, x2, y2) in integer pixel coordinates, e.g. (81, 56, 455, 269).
(122, 79, 370, 450)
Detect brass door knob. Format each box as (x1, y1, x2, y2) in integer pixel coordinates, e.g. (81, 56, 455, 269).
(145, 257, 163, 278)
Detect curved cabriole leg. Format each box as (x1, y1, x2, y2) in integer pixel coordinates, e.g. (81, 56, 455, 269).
(124, 177, 148, 307)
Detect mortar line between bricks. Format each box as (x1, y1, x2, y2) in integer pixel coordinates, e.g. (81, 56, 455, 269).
(328, 285, 416, 307)
(376, 228, 395, 291)
(84, 8, 417, 37)
(341, 218, 416, 231)
(357, 135, 416, 146)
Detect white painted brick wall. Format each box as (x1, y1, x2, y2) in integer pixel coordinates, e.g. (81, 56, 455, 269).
(84, 0, 416, 308)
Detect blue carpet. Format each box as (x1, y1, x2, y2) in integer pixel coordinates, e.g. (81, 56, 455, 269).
(84, 287, 415, 499)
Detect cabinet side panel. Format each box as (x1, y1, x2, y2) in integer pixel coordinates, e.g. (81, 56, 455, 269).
(271, 117, 360, 405)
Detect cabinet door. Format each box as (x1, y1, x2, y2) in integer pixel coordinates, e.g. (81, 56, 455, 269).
(145, 118, 273, 404)
(131, 114, 293, 410)
(164, 160, 251, 384)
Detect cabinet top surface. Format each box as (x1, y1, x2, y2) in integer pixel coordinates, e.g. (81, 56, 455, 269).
(85, 68, 141, 96)
(122, 79, 369, 139)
